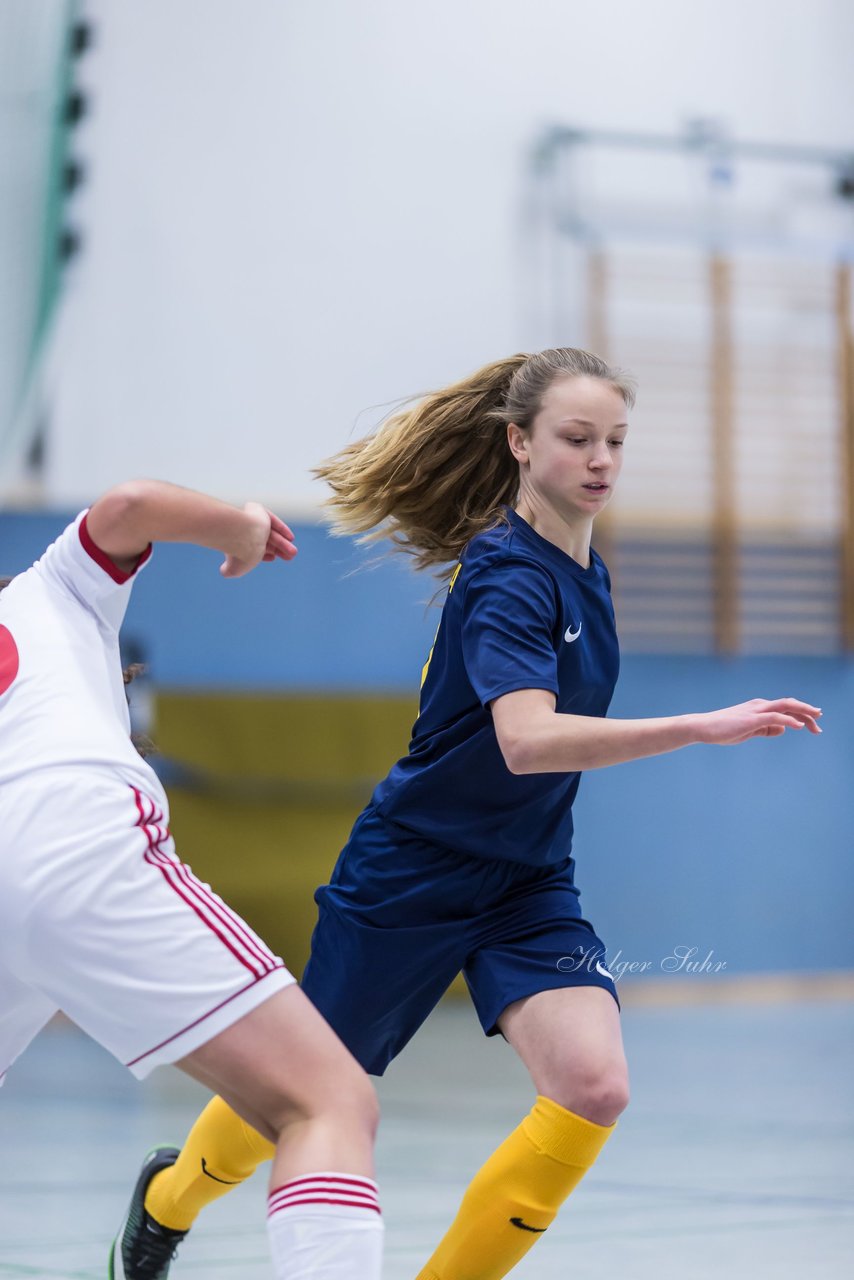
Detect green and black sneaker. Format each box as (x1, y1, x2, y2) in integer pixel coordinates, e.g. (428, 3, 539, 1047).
(109, 1146, 188, 1279)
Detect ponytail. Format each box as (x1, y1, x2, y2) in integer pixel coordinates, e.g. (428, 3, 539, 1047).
(315, 347, 635, 575)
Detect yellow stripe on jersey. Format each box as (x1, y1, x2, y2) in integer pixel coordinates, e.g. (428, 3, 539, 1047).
(421, 563, 462, 688)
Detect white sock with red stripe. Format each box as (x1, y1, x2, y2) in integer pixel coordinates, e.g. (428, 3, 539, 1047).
(267, 1173, 383, 1280)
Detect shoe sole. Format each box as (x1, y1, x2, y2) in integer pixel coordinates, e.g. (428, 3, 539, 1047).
(108, 1144, 180, 1280)
(109, 1175, 142, 1280)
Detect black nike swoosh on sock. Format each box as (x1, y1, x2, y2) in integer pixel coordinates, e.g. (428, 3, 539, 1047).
(509, 1216, 547, 1233)
(201, 1157, 240, 1185)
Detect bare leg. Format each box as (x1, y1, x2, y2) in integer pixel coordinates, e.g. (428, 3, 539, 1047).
(174, 984, 383, 1280)
(415, 986, 627, 1280)
(498, 985, 629, 1125)
(178, 984, 378, 1184)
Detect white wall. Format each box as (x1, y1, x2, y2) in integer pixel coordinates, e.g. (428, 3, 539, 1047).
(35, 0, 854, 509)
(0, 0, 70, 482)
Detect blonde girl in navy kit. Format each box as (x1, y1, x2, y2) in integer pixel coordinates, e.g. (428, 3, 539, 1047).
(133, 349, 820, 1280)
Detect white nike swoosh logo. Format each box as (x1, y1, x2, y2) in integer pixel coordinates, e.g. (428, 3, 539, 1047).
(595, 961, 614, 980)
(564, 621, 582, 643)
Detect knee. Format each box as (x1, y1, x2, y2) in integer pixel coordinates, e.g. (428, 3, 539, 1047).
(267, 1062, 380, 1142)
(550, 1068, 630, 1128)
(581, 1074, 630, 1127)
(346, 1070, 381, 1139)
(324, 1068, 381, 1144)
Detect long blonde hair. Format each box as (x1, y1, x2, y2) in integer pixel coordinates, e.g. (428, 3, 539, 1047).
(315, 347, 635, 575)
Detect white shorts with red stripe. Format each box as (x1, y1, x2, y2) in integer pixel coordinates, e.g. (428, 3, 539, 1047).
(0, 767, 294, 1080)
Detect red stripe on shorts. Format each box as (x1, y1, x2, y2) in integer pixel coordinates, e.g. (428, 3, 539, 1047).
(131, 788, 275, 979)
(137, 792, 277, 974)
(125, 966, 285, 1069)
(138, 790, 279, 974)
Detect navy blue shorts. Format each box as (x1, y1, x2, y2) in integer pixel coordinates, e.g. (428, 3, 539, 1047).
(302, 806, 619, 1076)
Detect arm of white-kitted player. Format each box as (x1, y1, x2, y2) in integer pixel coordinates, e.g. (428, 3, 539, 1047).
(490, 686, 822, 775)
(85, 480, 298, 578)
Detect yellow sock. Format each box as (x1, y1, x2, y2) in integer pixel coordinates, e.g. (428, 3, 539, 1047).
(415, 1095, 614, 1280)
(144, 1095, 274, 1231)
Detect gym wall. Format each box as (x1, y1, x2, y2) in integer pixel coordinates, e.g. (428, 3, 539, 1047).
(3, 510, 851, 986)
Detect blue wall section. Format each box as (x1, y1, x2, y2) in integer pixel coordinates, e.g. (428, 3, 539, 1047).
(3, 511, 852, 976)
(575, 656, 854, 977)
(0, 511, 440, 688)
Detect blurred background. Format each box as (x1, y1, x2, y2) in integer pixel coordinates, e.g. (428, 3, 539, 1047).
(2, 4, 854, 1277)
(2, 0, 854, 997)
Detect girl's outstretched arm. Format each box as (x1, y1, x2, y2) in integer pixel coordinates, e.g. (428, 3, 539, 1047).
(491, 687, 822, 775)
(85, 479, 297, 577)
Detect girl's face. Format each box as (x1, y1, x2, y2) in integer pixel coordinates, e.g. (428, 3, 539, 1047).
(508, 376, 629, 523)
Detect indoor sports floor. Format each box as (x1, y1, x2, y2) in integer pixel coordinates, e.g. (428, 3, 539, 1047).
(0, 997, 852, 1279)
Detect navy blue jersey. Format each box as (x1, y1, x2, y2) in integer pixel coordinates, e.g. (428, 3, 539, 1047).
(372, 509, 620, 865)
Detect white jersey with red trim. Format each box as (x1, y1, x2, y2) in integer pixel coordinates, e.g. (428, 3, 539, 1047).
(0, 512, 295, 1083)
(0, 510, 161, 794)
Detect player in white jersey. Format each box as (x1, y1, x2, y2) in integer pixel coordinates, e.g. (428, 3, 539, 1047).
(0, 480, 383, 1280)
